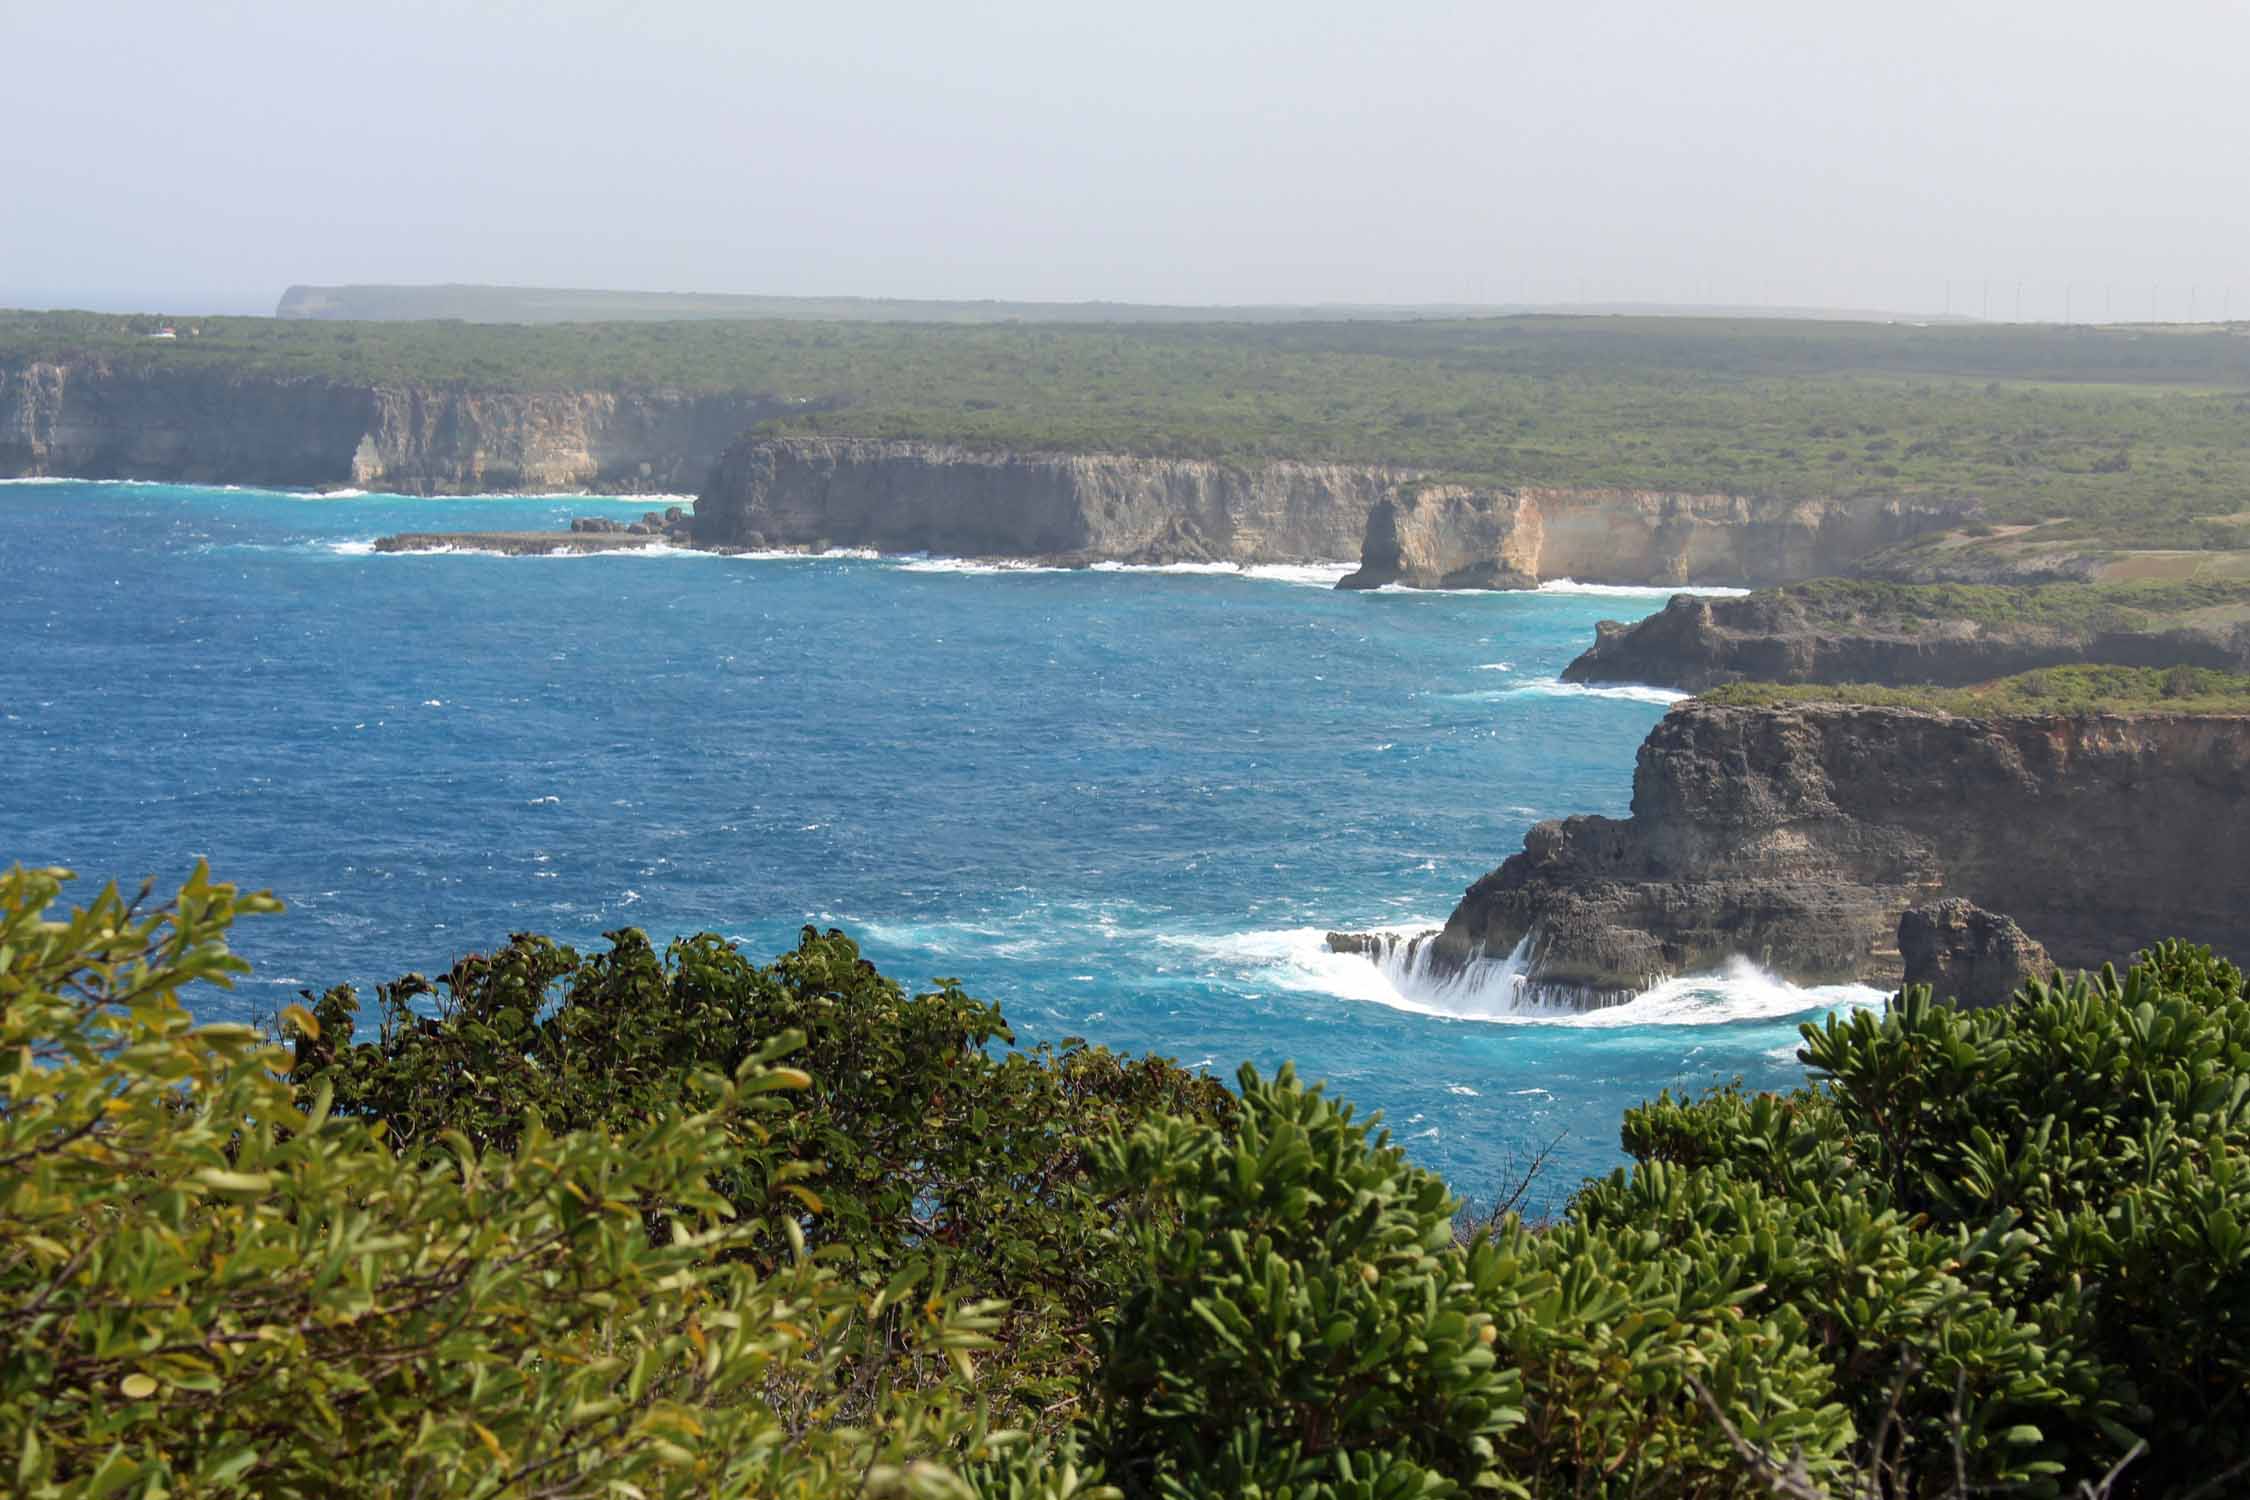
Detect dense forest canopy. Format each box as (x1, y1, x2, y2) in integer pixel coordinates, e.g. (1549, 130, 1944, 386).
(10, 310, 2250, 547)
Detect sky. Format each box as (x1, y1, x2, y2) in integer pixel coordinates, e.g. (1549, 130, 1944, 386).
(4, 0, 2245, 320)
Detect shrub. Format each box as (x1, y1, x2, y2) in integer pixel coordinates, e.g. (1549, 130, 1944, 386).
(0, 865, 1023, 1498)
(290, 924, 1233, 1421)
(14, 858, 2250, 1496)
(1589, 947, 2250, 1494)
(1093, 1064, 1523, 1497)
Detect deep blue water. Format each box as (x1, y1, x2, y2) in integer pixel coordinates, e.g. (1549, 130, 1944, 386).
(0, 481, 1874, 1202)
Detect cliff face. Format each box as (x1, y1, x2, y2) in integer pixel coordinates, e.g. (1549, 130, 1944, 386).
(1563, 591, 2250, 692)
(0, 360, 791, 493)
(1338, 486, 1977, 591)
(692, 438, 1397, 561)
(1423, 702, 2250, 1002)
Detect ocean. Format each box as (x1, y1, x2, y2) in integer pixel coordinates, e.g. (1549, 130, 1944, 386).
(0, 481, 1878, 1203)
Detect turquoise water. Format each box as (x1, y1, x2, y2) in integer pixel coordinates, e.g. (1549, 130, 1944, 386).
(0, 481, 1875, 1202)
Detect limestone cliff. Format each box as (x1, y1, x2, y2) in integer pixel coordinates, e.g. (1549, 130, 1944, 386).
(1407, 702, 2250, 1004)
(1563, 588, 2250, 693)
(1337, 486, 1976, 591)
(692, 437, 1396, 561)
(0, 359, 795, 493)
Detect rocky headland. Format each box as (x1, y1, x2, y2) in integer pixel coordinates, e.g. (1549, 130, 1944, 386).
(691, 437, 1397, 563)
(1563, 581, 2250, 692)
(0, 359, 803, 493)
(1334, 699, 2250, 1009)
(692, 438, 1993, 581)
(1335, 486, 1975, 591)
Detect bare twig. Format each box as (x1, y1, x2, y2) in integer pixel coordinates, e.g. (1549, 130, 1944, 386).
(1683, 1371, 1829, 1500)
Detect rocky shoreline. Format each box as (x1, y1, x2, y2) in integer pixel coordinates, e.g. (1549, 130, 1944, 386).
(1335, 485, 1973, 591)
(373, 509, 697, 555)
(1, 359, 804, 494)
(693, 437, 1980, 583)
(1563, 583, 2250, 692)
(1332, 700, 2250, 1011)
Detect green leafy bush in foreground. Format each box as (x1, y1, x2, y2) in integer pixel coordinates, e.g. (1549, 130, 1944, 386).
(0, 865, 1021, 1498)
(7, 861, 2250, 1496)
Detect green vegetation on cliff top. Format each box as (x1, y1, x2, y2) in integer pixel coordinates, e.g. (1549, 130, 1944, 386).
(12, 308, 2250, 547)
(1701, 662, 2250, 714)
(1766, 577, 2250, 633)
(12, 860, 2250, 1495)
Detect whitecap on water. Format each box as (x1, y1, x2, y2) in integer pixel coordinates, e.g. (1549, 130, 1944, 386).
(1242, 561, 1357, 587)
(722, 547, 884, 562)
(1495, 677, 1688, 706)
(1085, 559, 1357, 587)
(895, 556, 1069, 575)
(1169, 924, 1880, 1028)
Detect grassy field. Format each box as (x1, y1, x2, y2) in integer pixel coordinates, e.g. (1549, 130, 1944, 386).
(10, 309, 2250, 547)
(1700, 663, 2250, 715)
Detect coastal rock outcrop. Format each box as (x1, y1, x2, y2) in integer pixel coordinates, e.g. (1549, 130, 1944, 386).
(1563, 587, 2250, 693)
(692, 438, 1396, 562)
(695, 439, 1988, 579)
(1407, 701, 2250, 1006)
(1336, 486, 1975, 591)
(0, 359, 797, 493)
(1898, 899, 2055, 1009)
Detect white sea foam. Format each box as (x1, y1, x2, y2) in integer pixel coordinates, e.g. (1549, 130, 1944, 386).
(1369, 583, 1496, 596)
(547, 542, 701, 559)
(0, 476, 172, 487)
(1087, 560, 1241, 576)
(325, 539, 377, 556)
(1242, 561, 1358, 587)
(1085, 559, 1357, 587)
(896, 556, 1069, 575)
(1170, 925, 1879, 1028)
(364, 540, 711, 560)
(1498, 677, 1689, 706)
(1157, 923, 1456, 1012)
(721, 547, 884, 562)
(1537, 579, 1753, 598)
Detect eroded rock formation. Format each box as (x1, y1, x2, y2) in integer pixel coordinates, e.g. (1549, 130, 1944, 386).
(1337, 486, 1975, 591)
(1563, 589, 2250, 693)
(1405, 702, 2250, 1007)
(692, 438, 1397, 562)
(0, 359, 797, 493)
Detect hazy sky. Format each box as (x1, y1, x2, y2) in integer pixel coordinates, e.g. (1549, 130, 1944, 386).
(6, 0, 2245, 319)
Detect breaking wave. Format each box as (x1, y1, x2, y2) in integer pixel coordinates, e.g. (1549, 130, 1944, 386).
(1168, 925, 1880, 1027)
(1537, 579, 1752, 598)
(1496, 677, 1689, 706)
(895, 556, 1069, 575)
(1086, 559, 1358, 587)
